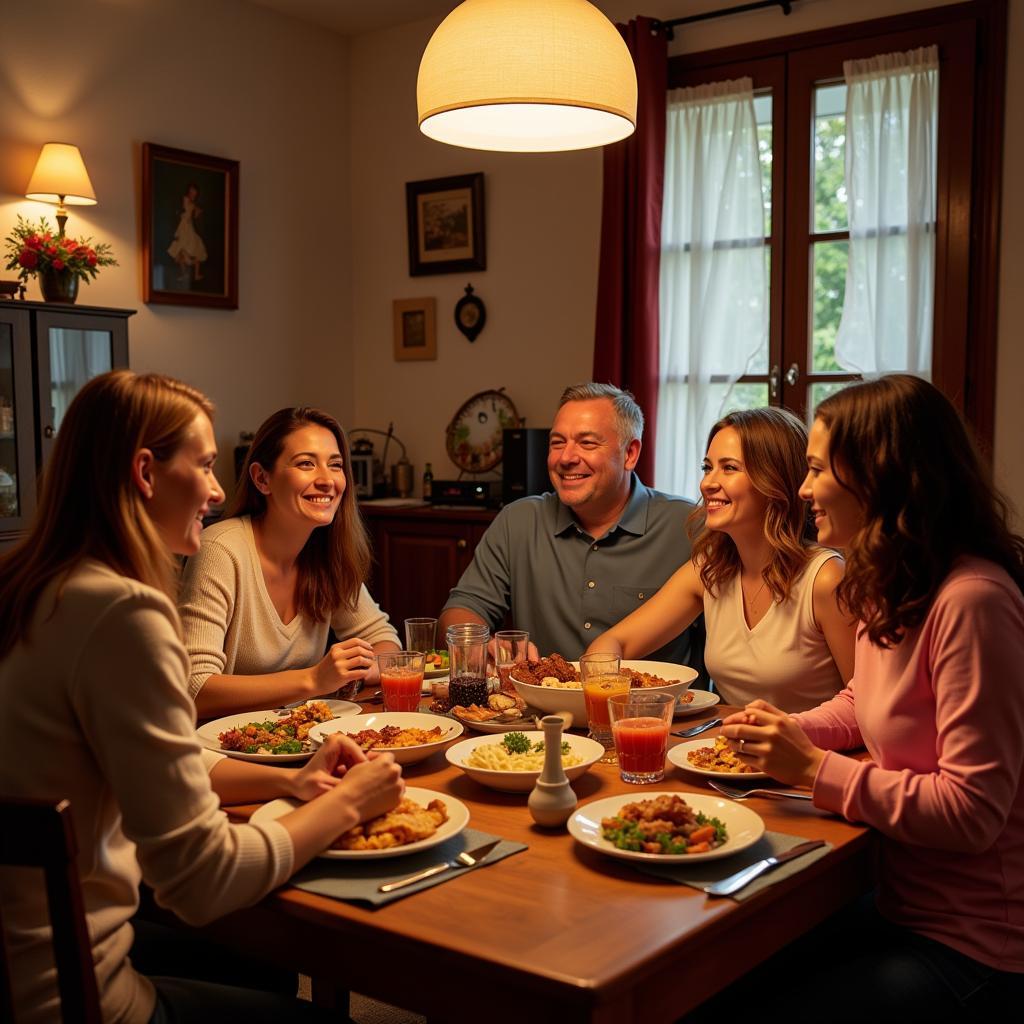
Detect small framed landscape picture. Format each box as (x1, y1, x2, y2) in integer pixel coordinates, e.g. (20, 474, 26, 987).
(142, 142, 239, 309)
(393, 297, 437, 361)
(405, 173, 486, 277)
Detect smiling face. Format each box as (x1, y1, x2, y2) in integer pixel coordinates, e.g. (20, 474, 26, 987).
(800, 418, 865, 548)
(547, 398, 639, 526)
(699, 426, 769, 538)
(146, 413, 223, 556)
(253, 424, 345, 532)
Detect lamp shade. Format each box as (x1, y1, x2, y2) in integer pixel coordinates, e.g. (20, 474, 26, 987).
(25, 143, 97, 205)
(417, 0, 637, 153)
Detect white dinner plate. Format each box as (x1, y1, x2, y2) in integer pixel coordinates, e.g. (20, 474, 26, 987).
(308, 712, 462, 765)
(196, 701, 362, 763)
(568, 792, 765, 864)
(449, 707, 542, 733)
(668, 738, 768, 780)
(251, 787, 470, 860)
(673, 690, 721, 717)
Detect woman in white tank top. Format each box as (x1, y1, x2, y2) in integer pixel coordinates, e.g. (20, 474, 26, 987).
(587, 408, 854, 713)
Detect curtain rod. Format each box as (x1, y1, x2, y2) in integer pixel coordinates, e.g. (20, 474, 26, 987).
(651, 1, 794, 40)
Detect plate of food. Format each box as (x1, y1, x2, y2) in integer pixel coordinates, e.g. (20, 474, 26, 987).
(446, 730, 605, 792)
(308, 711, 463, 765)
(251, 787, 470, 860)
(674, 690, 720, 717)
(568, 792, 764, 864)
(423, 650, 450, 679)
(508, 654, 698, 721)
(196, 700, 361, 763)
(447, 689, 535, 732)
(668, 737, 768, 779)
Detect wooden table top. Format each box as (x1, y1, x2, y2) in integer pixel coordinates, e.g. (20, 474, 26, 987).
(205, 704, 875, 1023)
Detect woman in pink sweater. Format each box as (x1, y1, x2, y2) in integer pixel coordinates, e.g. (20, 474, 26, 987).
(720, 375, 1024, 1019)
(0, 371, 404, 1023)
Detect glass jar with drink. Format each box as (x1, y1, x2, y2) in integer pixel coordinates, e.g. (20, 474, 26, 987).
(446, 623, 490, 708)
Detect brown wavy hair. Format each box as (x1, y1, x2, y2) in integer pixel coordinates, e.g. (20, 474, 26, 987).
(690, 407, 814, 601)
(226, 407, 370, 622)
(816, 374, 1024, 647)
(0, 371, 214, 658)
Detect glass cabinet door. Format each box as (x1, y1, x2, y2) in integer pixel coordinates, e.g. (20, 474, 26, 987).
(0, 309, 34, 530)
(0, 323, 20, 518)
(47, 326, 116, 436)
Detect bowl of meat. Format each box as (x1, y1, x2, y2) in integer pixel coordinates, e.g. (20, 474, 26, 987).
(308, 712, 463, 765)
(509, 654, 698, 721)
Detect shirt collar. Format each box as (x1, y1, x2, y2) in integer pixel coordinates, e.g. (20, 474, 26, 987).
(553, 476, 651, 538)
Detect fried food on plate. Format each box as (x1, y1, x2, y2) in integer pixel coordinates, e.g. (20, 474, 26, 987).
(332, 797, 449, 850)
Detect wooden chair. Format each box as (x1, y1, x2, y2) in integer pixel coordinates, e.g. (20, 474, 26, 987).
(0, 798, 102, 1023)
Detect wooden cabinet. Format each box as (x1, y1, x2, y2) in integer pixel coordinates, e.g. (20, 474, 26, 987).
(0, 301, 132, 548)
(360, 505, 497, 628)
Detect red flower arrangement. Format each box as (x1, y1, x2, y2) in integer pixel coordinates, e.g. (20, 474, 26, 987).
(3, 215, 116, 284)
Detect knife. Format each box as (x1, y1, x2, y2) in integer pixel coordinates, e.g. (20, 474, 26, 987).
(378, 839, 501, 893)
(702, 839, 827, 897)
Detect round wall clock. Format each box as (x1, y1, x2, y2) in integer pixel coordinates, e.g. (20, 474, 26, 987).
(445, 388, 520, 473)
(454, 283, 486, 342)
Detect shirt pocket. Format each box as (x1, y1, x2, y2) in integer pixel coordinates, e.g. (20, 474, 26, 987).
(611, 584, 659, 619)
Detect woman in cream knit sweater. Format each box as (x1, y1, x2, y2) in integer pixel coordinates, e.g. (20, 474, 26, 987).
(0, 372, 403, 1023)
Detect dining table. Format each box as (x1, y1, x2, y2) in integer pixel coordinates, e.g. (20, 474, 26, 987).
(194, 699, 876, 1023)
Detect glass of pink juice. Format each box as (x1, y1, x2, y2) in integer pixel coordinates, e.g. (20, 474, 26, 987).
(377, 651, 425, 712)
(608, 691, 675, 784)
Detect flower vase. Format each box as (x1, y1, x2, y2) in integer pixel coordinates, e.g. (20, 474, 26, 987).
(39, 268, 79, 304)
(528, 715, 577, 828)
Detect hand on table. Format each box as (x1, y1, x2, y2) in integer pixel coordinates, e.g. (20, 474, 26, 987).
(334, 754, 405, 823)
(720, 700, 825, 788)
(314, 637, 376, 695)
(288, 733, 368, 801)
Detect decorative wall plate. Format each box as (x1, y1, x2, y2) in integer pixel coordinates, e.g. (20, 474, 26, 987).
(445, 388, 519, 473)
(454, 283, 486, 342)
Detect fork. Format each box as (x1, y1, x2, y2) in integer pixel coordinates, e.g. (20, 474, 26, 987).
(708, 779, 813, 801)
(671, 717, 721, 739)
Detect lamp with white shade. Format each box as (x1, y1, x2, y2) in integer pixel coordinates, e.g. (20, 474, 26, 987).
(25, 143, 97, 236)
(417, 0, 637, 153)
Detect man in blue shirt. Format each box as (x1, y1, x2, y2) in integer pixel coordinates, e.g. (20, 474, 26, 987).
(439, 383, 704, 670)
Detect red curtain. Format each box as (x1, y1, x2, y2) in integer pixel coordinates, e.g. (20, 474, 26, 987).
(592, 18, 668, 487)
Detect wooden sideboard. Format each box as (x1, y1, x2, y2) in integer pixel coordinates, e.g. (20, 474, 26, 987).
(359, 504, 498, 628)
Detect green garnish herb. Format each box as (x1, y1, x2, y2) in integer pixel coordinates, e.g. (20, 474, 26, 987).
(502, 732, 532, 755)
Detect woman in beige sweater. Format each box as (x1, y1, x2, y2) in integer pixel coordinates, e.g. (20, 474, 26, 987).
(180, 407, 400, 718)
(0, 371, 403, 1023)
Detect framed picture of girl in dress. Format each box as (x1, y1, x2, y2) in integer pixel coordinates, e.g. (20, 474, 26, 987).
(142, 143, 239, 309)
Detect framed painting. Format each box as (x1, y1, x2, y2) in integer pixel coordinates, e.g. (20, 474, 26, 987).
(405, 173, 486, 277)
(393, 298, 437, 361)
(142, 143, 239, 308)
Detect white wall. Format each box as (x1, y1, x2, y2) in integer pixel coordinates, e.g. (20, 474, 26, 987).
(0, 0, 352, 487)
(349, 0, 1023, 522)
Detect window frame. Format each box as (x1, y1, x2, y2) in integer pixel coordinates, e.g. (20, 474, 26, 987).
(665, 0, 1006, 450)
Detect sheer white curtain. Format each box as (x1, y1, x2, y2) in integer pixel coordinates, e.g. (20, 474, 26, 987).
(835, 46, 938, 377)
(656, 78, 768, 498)
(49, 331, 112, 432)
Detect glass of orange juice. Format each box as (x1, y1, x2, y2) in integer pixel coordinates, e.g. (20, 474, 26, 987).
(580, 653, 630, 763)
(377, 651, 425, 712)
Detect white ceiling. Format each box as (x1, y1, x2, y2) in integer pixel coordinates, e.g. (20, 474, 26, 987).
(244, 0, 458, 36)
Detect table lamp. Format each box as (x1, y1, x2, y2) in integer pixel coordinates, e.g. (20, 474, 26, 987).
(25, 143, 97, 236)
(417, 0, 637, 153)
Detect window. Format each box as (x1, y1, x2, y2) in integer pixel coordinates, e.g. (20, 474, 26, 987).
(657, 1, 1004, 494)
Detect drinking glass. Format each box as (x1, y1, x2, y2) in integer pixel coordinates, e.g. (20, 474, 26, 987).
(377, 651, 425, 712)
(580, 653, 630, 764)
(608, 691, 675, 784)
(404, 617, 437, 654)
(494, 630, 529, 689)
(447, 626, 490, 708)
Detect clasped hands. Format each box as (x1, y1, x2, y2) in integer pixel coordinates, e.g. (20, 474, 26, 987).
(720, 700, 825, 789)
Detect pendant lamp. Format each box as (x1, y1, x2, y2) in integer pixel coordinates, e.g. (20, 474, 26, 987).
(417, 0, 638, 153)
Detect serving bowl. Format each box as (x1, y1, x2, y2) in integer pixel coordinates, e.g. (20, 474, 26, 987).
(445, 731, 605, 793)
(309, 711, 462, 765)
(509, 661, 698, 722)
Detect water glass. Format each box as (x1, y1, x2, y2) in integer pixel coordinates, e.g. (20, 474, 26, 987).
(608, 691, 675, 784)
(494, 630, 529, 688)
(404, 617, 437, 654)
(579, 653, 629, 764)
(377, 651, 425, 712)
